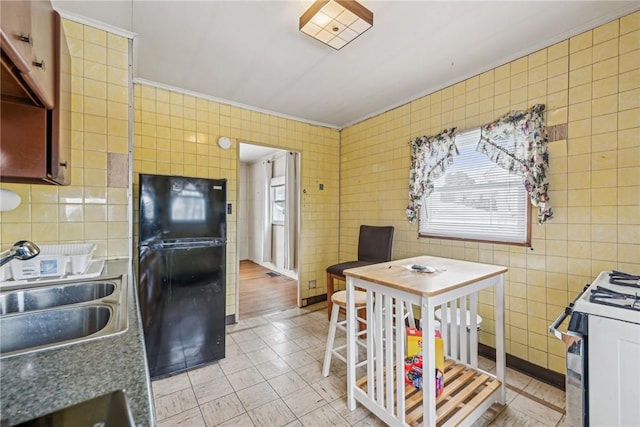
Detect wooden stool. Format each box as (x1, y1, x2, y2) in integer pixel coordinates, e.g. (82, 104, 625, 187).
(401, 301, 417, 329)
(322, 290, 368, 377)
(326, 271, 343, 320)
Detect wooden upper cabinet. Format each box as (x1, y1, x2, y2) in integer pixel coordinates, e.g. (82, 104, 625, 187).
(49, 12, 72, 185)
(0, 8, 71, 185)
(1, 0, 55, 108)
(0, 100, 49, 182)
(0, 1, 32, 74)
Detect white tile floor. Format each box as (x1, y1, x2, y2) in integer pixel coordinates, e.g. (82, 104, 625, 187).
(151, 303, 566, 426)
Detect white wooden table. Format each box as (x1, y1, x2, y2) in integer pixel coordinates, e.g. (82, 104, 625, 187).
(344, 256, 507, 426)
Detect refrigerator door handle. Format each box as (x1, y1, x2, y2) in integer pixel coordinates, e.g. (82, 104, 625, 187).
(142, 238, 226, 250)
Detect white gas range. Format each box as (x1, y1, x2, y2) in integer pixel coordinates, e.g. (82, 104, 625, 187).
(550, 270, 640, 427)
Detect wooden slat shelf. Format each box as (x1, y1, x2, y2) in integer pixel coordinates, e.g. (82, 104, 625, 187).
(356, 360, 501, 427)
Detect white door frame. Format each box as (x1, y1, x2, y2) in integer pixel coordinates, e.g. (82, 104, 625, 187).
(235, 142, 302, 322)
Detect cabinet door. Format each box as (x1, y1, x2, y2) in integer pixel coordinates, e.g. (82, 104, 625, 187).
(0, 11, 70, 185)
(49, 12, 71, 185)
(0, 0, 32, 74)
(0, 0, 55, 108)
(588, 315, 640, 426)
(21, 0, 55, 108)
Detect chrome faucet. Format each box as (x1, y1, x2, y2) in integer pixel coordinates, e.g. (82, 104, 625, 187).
(0, 240, 40, 267)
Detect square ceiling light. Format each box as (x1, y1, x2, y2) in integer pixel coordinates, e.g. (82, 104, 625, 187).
(299, 0, 373, 50)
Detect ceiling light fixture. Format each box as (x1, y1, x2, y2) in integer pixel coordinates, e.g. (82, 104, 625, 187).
(299, 0, 373, 50)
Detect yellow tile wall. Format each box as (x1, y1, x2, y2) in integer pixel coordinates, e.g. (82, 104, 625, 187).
(339, 11, 640, 374)
(0, 20, 130, 260)
(132, 85, 340, 316)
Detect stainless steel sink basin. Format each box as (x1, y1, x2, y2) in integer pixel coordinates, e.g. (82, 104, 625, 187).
(0, 275, 128, 358)
(0, 281, 115, 314)
(0, 306, 111, 354)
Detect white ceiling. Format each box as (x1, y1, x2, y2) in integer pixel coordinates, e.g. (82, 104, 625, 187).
(53, 0, 638, 132)
(239, 143, 283, 163)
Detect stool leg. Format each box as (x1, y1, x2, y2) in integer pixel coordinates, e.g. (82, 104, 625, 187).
(358, 305, 367, 337)
(343, 305, 367, 335)
(322, 302, 341, 377)
(405, 301, 416, 329)
(326, 272, 334, 321)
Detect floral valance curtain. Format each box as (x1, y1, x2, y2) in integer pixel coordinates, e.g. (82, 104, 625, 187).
(406, 128, 458, 223)
(477, 104, 553, 224)
(406, 104, 552, 225)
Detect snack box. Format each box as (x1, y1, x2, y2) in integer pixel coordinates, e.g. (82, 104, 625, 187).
(405, 327, 445, 395)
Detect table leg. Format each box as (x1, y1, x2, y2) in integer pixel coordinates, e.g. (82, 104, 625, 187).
(346, 277, 357, 410)
(422, 298, 437, 426)
(495, 274, 506, 404)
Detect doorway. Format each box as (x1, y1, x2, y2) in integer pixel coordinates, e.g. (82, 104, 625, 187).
(237, 143, 300, 319)
(238, 260, 297, 318)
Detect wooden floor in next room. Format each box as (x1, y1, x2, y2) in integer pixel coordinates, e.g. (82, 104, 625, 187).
(239, 260, 297, 319)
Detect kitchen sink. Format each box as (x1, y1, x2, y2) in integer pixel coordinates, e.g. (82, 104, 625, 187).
(0, 281, 116, 314)
(0, 306, 111, 354)
(15, 389, 136, 427)
(0, 275, 128, 358)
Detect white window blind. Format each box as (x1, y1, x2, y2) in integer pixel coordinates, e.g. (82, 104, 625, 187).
(419, 128, 530, 245)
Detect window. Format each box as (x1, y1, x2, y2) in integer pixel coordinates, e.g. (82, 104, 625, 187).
(271, 180, 285, 225)
(419, 128, 530, 245)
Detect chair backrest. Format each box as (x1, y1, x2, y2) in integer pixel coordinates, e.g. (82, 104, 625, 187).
(357, 225, 394, 263)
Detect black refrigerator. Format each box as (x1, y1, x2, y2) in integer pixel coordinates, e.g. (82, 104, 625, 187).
(138, 173, 226, 379)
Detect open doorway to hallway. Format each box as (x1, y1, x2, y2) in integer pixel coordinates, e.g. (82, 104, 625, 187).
(238, 260, 297, 318)
(238, 142, 300, 319)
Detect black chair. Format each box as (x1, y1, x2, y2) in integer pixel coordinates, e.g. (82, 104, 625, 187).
(325, 225, 394, 319)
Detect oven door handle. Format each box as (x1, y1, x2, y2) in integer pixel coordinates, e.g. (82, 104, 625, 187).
(549, 305, 582, 349)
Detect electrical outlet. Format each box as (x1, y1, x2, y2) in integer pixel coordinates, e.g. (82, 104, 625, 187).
(319, 183, 324, 190)
(309, 280, 316, 289)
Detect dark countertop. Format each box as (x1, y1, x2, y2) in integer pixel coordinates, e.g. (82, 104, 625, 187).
(0, 259, 154, 426)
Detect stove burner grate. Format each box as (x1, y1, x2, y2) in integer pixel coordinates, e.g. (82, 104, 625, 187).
(590, 285, 640, 312)
(609, 270, 640, 288)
